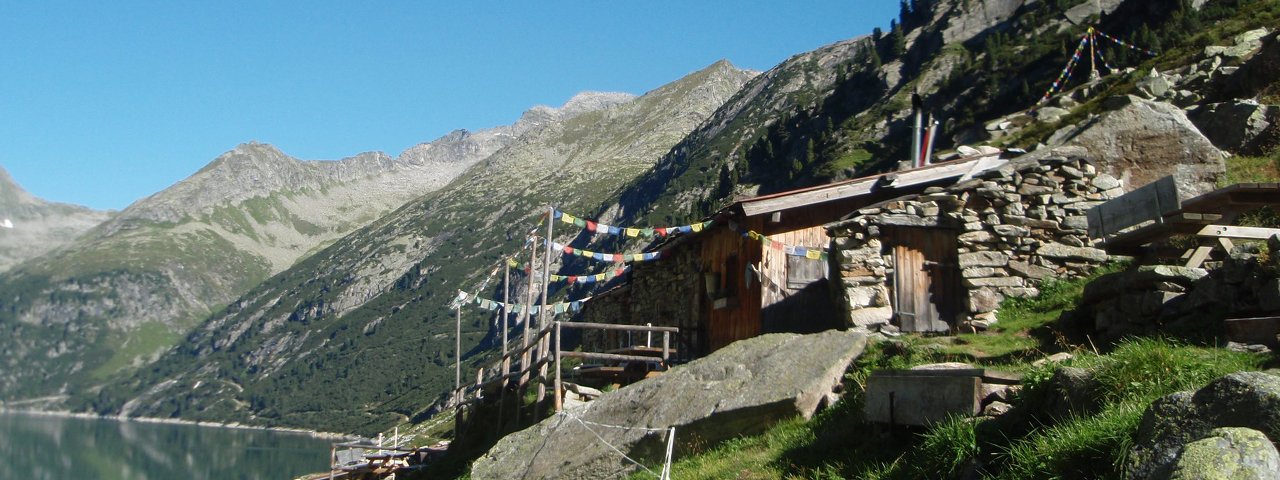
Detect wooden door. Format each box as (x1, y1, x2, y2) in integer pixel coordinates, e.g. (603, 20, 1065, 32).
(888, 227, 961, 333)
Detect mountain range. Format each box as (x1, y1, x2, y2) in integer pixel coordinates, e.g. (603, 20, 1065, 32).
(1, 0, 1262, 440)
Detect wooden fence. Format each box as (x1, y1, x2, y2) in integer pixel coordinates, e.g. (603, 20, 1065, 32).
(453, 321, 677, 433)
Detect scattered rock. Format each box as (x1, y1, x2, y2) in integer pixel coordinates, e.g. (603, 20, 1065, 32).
(982, 401, 1013, 417)
(1032, 352, 1074, 367)
(1037, 242, 1108, 263)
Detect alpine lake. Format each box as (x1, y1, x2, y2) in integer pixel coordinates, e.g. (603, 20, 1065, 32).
(0, 410, 335, 479)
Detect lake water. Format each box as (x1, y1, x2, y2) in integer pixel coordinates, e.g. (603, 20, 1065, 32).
(0, 411, 336, 480)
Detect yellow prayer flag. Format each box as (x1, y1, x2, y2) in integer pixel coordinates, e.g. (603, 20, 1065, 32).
(691, 223, 703, 233)
(626, 228, 640, 237)
(806, 250, 821, 259)
(561, 213, 576, 225)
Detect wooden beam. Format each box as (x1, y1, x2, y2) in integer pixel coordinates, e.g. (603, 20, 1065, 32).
(1196, 225, 1280, 240)
(559, 351, 668, 364)
(739, 158, 992, 217)
(557, 321, 679, 333)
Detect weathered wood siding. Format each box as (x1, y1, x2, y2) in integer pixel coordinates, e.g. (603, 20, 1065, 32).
(700, 226, 761, 352)
(759, 226, 830, 307)
(885, 226, 960, 332)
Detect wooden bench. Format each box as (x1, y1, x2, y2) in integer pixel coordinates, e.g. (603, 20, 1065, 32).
(1088, 178, 1280, 265)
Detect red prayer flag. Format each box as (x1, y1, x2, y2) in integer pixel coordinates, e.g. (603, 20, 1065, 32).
(586, 221, 598, 232)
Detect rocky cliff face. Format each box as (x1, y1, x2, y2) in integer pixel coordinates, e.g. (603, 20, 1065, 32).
(0, 167, 111, 272)
(0, 114, 540, 404)
(100, 61, 753, 434)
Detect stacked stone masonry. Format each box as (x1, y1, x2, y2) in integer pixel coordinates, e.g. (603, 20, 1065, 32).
(829, 151, 1121, 330)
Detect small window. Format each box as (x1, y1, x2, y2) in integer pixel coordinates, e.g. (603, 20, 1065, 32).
(786, 253, 826, 289)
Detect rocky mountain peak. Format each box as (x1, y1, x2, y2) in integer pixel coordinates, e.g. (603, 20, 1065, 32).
(0, 165, 111, 272)
(515, 91, 637, 132)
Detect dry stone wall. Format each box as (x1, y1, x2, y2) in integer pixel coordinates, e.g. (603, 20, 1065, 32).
(577, 244, 704, 360)
(828, 149, 1121, 331)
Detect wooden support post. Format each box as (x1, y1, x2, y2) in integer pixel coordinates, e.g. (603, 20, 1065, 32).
(536, 205, 554, 416)
(329, 446, 336, 480)
(520, 236, 538, 425)
(496, 264, 510, 436)
(502, 265, 510, 364)
(454, 306, 461, 404)
(662, 331, 670, 368)
(554, 321, 563, 412)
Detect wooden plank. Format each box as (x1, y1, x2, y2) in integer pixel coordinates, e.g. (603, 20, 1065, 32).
(559, 351, 667, 364)
(1184, 245, 1214, 268)
(739, 158, 989, 217)
(1087, 176, 1182, 239)
(558, 322, 679, 333)
(1196, 225, 1280, 240)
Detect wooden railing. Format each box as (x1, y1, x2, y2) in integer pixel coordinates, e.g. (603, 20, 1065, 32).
(453, 321, 678, 432)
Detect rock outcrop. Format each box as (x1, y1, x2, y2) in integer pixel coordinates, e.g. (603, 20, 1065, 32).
(1051, 95, 1226, 197)
(470, 330, 867, 480)
(1126, 371, 1280, 480)
(1067, 247, 1280, 344)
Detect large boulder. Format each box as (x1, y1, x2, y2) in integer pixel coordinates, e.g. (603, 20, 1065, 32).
(1167, 427, 1280, 480)
(1052, 96, 1226, 197)
(470, 330, 868, 480)
(1126, 371, 1280, 479)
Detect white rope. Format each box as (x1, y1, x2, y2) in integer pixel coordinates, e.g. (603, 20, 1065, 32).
(567, 413, 663, 479)
(560, 411, 670, 432)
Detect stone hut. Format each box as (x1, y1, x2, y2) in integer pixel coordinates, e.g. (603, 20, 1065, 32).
(826, 149, 1122, 332)
(580, 155, 1008, 357)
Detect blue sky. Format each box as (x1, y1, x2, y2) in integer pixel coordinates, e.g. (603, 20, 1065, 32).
(1, 1, 899, 210)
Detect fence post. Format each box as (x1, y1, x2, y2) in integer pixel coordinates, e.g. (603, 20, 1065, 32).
(554, 321, 563, 412)
(662, 331, 670, 368)
(454, 306, 461, 403)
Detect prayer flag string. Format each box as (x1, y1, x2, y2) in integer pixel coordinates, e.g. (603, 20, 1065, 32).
(1039, 26, 1159, 105)
(553, 209, 713, 239)
(549, 241, 665, 264)
(726, 222, 830, 262)
(455, 290, 592, 317)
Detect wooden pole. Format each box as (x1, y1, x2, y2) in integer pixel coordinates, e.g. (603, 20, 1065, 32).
(502, 264, 510, 360)
(554, 321, 563, 412)
(1088, 27, 1097, 80)
(497, 263, 510, 436)
(536, 205, 554, 413)
(454, 306, 461, 404)
(520, 237, 538, 425)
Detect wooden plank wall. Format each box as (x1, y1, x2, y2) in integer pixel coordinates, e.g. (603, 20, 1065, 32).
(701, 226, 762, 352)
(759, 226, 830, 309)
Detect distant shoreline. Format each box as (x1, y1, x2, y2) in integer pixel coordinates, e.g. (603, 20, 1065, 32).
(0, 407, 364, 442)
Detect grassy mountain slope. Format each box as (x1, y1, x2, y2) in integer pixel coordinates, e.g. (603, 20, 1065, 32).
(97, 61, 754, 435)
(0, 127, 521, 404)
(0, 166, 111, 272)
